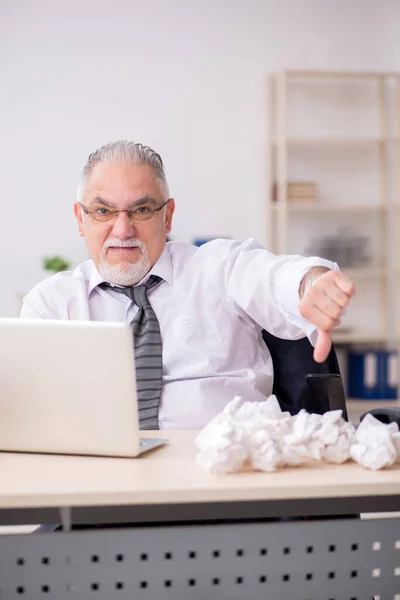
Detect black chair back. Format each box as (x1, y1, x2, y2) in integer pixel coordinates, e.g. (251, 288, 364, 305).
(262, 330, 347, 419)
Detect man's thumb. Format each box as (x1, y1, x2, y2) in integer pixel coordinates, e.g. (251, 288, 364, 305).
(314, 329, 332, 363)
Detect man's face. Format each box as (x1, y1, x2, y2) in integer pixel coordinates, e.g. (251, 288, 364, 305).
(74, 161, 175, 286)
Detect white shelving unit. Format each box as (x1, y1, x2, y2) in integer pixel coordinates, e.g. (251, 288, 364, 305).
(268, 69, 400, 350)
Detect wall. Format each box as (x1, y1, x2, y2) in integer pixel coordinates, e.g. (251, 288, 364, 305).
(1, 0, 399, 315)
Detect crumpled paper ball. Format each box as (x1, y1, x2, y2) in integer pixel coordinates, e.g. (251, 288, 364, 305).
(195, 395, 399, 474)
(195, 408, 248, 475)
(350, 413, 400, 470)
(313, 410, 355, 464)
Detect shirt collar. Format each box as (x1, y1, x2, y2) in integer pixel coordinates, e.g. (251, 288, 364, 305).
(88, 244, 173, 295)
(88, 263, 106, 295)
(145, 245, 173, 286)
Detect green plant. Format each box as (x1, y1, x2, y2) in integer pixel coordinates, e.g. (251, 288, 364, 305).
(42, 255, 71, 273)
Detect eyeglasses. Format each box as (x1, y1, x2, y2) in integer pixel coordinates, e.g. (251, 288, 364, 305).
(79, 199, 170, 223)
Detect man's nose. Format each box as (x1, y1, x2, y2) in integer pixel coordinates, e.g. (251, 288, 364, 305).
(111, 211, 136, 239)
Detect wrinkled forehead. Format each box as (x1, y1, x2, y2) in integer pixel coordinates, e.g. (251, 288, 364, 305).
(83, 161, 163, 206)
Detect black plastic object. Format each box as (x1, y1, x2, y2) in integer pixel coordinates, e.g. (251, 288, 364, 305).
(360, 407, 400, 428)
(305, 373, 348, 418)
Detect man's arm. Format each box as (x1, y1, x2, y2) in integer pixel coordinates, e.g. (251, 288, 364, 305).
(213, 238, 344, 341)
(299, 267, 356, 363)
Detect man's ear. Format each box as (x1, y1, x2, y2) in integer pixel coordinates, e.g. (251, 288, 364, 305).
(165, 198, 175, 234)
(74, 202, 84, 237)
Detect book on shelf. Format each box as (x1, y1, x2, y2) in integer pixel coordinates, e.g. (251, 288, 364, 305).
(272, 181, 319, 203)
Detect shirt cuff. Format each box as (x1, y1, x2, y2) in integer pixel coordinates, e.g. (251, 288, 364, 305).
(275, 257, 340, 346)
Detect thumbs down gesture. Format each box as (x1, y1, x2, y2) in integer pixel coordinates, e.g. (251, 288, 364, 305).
(299, 268, 356, 363)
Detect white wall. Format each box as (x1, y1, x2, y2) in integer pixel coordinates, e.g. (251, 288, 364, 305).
(1, 0, 399, 316)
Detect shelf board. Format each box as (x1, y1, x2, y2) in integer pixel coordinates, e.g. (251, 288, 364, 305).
(347, 399, 400, 406)
(342, 267, 388, 278)
(284, 70, 399, 79)
(270, 202, 387, 212)
(347, 399, 400, 424)
(332, 331, 388, 344)
(271, 136, 400, 147)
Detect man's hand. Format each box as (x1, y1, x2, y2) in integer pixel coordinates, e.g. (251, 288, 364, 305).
(299, 268, 356, 363)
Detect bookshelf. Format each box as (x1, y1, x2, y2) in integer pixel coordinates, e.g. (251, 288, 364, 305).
(268, 69, 400, 349)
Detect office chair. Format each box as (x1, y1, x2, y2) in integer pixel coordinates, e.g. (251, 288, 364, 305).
(262, 330, 348, 420)
(262, 330, 359, 524)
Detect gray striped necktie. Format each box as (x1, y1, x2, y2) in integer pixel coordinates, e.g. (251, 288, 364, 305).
(100, 275, 163, 430)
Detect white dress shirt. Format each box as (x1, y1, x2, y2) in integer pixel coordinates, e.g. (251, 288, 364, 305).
(21, 238, 337, 429)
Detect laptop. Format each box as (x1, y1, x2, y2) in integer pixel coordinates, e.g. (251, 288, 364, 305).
(0, 318, 167, 457)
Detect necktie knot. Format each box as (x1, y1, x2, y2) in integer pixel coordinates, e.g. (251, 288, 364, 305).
(130, 275, 162, 307)
(100, 275, 162, 308)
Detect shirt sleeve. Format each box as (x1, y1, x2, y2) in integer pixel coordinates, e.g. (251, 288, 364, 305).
(20, 294, 56, 319)
(20, 277, 67, 320)
(217, 238, 339, 342)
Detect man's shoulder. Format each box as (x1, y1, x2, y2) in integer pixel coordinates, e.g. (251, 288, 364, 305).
(167, 238, 264, 263)
(29, 260, 94, 294)
(166, 239, 234, 274)
(166, 238, 267, 280)
(167, 238, 242, 260)
(21, 260, 95, 318)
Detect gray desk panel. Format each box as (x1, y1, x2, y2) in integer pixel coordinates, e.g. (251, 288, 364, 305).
(0, 518, 398, 599)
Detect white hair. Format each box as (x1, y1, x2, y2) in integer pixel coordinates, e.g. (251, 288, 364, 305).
(77, 140, 170, 203)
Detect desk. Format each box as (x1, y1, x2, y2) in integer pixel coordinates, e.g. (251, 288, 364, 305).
(0, 431, 400, 599)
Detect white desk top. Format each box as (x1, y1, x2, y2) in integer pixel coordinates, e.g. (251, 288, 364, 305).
(1, 430, 400, 510)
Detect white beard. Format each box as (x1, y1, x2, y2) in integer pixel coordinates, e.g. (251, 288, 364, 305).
(98, 238, 151, 286)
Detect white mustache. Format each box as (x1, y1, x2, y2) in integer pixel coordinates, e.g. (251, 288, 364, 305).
(103, 239, 144, 249)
